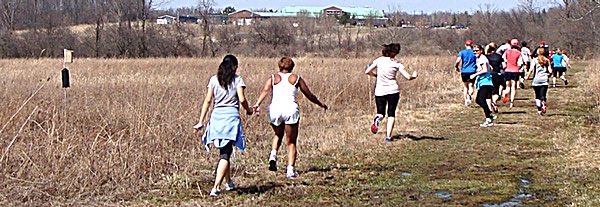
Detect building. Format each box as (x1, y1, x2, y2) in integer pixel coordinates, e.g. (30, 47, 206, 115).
(227, 5, 387, 26)
(156, 15, 176, 24)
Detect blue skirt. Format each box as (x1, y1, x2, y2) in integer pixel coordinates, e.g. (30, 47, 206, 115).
(202, 107, 246, 152)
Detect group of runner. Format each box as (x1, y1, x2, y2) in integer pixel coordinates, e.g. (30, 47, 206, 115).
(194, 40, 572, 196)
(455, 39, 573, 127)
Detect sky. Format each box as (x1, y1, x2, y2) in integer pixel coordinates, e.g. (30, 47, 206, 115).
(158, 0, 533, 14)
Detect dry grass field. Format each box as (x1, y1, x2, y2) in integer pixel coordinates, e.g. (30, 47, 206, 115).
(0, 57, 598, 206)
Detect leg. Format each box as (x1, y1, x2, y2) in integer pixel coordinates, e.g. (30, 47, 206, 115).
(212, 143, 233, 195)
(372, 96, 387, 133)
(269, 124, 285, 171)
(285, 124, 299, 177)
(533, 86, 542, 112)
(476, 89, 492, 119)
(385, 93, 400, 140)
(463, 82, 472, 105)
(510, 79, 517, 105)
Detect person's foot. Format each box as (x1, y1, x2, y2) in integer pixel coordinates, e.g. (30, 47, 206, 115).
(480, 119, 494, 127)
(385, 137, 392, 142)
(225, 182, 235, 191)
(502, 93, 509, 103)
(286, 166, 298, 179)
(519, 82, 525, 89)
(268, 153, 277, 171)
(209, 188, 221, 197)
(370, 116, 381, 134)
(465, 98, 472, 106)
(564, 79, 569, 85)
(541, 101, 547, 114)
(509, 102, 514, 108)
(537, 111, 543, 116)
(490, 113, 497, 120)
(552, 84, 556, 88)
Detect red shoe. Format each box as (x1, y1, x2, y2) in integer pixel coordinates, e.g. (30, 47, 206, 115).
(502, 93, 509, 103)
(370, 116, 380, 134)
(541, 101, 547, 114)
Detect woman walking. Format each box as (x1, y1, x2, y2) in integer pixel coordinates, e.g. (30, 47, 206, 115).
(193, 55, 254, 196)
(470, 45, 496, 127)
(365, 43, 418, 141)
(526, 48, 551, 115)
(253, 57, 328, 179)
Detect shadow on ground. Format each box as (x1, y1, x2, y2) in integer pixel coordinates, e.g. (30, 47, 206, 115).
(236, 182, 282, 195)
(392, 134, 447, 141)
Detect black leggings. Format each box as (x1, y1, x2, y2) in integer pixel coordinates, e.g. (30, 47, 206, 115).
(476, 86, 493, 118)
(533, 85, 548, 101)
(219, 142, 233, 161)
(375, 93, 400, 117)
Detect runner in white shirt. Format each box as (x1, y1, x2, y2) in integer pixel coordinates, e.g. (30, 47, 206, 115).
(365, 43, 418, 142)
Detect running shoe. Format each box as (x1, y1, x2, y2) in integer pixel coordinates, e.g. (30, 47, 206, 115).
(286, 166, 299, 179)
(564, 79, 569, 85)
(268, 153, 277, 171)
(509, 102, 514, 108)
(537, 111, 543, 116)
(370, 116, 381, 134)
(385, 137, 392, 142)
(519, 82, 525, 89)
(225, 182, 235, 191)
(465, 98, 472, 106)
(209, 188, 221, 197)
(502, 92, 509, 103)
(541, 101, 547, 114)
(480, 119, 494, 127)
(490, 113, 497, 121)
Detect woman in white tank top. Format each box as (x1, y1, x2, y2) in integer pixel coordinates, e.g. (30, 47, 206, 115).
(253, 57, 328, 179)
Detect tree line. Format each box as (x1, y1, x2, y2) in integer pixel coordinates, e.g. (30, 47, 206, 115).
(0, 0, 597, 58)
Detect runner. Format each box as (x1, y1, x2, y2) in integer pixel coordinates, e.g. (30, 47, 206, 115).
(551, 49, 568, 87)
(193, 54, 254, 196)
(519, 41, 532, 89)
(525, 48, 551, 115)
(561, 49, 572, 85)
(252, 57, 328, 179)
(365, 43, 418, 142)
(485, 43, 505, 113)
(470, 45, 496, 127)
(532, 41, 549, 58)
(455, 40, 477, 106)
(502, 38, 524, 107)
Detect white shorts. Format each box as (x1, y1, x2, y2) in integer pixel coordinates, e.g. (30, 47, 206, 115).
(268, 103, 300, 126)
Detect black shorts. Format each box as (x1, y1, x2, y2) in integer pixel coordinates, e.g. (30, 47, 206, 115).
(519, 72, 525, 78)
(375, 93, 400, 117)
(553, 67, 567, 77)
(533, 85, 548, 101)
(504, 72, 520, 81)
(461, 73, 475, 83)
(219, 142, 234, 161)
(492, 73, 505, 95)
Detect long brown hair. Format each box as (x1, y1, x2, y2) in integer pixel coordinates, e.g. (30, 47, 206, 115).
(537, 48, 549, 67)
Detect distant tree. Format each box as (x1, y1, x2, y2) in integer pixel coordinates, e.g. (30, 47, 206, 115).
(223, 6, 235, 15)
(337, 12, 353, 25)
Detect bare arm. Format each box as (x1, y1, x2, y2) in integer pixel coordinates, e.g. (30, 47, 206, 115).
(365, 64, 377, 77)
(398, 65, 418, 80)
(454, 56, 462, 72)
(194, 87, 214, 131)
(470, 62, 489, 79)
(237, 86, 253, 115)
(252, 77, 273, 112)
(298, 77, 328, 110)
(525, 62, 535, 80)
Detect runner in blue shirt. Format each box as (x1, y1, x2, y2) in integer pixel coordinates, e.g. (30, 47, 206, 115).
(455, 40, 477, 106)
(469, 45, 496, 127)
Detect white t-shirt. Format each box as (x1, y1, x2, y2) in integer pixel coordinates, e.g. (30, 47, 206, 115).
(367, 56, 404, 96)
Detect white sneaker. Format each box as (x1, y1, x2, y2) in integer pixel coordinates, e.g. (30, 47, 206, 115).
(480, 119, 494, 127)
(225, 182, 235, 191)
(268, 152, 277, 171)
(490, 114, 497, 120)
(209, 188, 221, 197)
(286, 166, 298, 179)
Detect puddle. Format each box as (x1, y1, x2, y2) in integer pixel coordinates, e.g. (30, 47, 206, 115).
(434, 191, 452, 199)
(400, 172, 412, 177)
(481, 178, 533, 207)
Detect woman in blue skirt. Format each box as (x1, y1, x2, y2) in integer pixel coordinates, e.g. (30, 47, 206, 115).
(193, 54, 254, 196)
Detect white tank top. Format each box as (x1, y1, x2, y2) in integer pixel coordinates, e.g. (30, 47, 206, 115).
(271, 73, 299, 105)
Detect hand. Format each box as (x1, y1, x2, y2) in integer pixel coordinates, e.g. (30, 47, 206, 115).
(454, 67, 459, 73)
(252, 105, 260, 115)
(321, 103, 328, 111)
(246, 109, 253, 116)
(193, 122, 204, 133)
(470, 74, 476, 80)
(411, 71, 418, 79)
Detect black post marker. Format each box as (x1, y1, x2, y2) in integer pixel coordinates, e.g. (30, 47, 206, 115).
(61, 68, 70, 88)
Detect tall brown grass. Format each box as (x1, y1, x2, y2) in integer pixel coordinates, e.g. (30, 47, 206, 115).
(0, 56, 457, 205)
